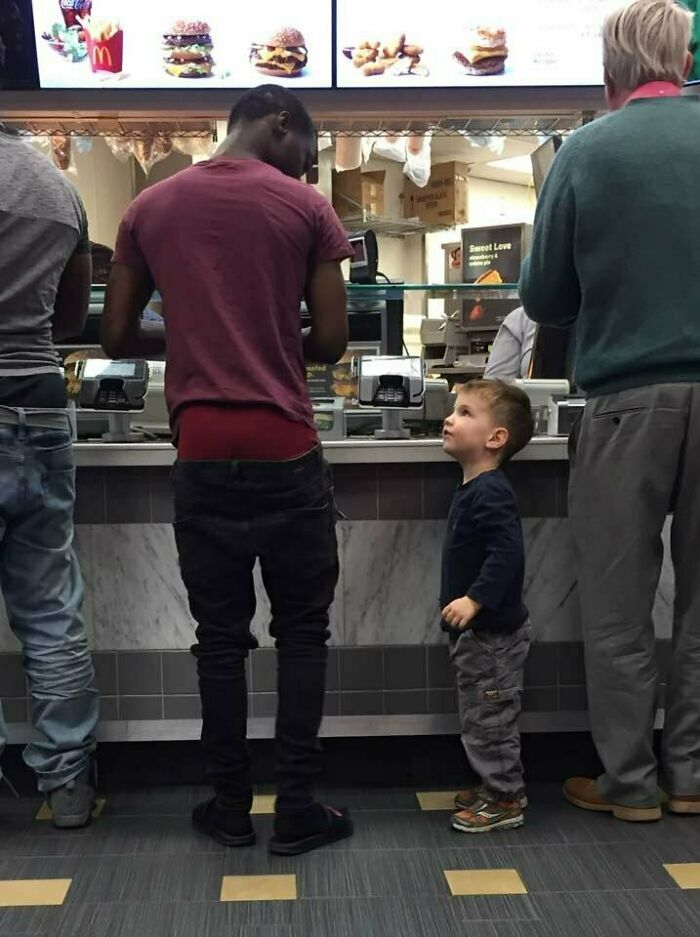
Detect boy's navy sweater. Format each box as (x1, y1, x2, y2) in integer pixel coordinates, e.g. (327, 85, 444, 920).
(441, 469, 528, 635)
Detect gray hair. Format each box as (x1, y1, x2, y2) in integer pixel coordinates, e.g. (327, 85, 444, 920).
(603, 0, 693, 92)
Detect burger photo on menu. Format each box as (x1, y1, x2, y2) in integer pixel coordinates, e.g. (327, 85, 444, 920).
(162, 20, 215, 79)
(454, 25, 508, 77)
(250, 27, 308, 78)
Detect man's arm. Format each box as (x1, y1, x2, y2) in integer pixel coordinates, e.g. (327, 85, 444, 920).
(101, 263, 165, 360)
(519, 141, 581, 328)
(53, 249, 92, 342)
(303, 261, 349, 364)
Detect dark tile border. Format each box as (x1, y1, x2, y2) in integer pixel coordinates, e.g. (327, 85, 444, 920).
(75, 459, 569, 524)
(1, 641, 671, 722)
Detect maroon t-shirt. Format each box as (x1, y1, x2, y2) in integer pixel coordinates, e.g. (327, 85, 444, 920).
(113, 158, 352, 430)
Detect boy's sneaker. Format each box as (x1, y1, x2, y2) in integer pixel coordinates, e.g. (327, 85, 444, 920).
(47, 770, 96, 829)
(452, 794, 525, 834)
(455, 787, 528, 812)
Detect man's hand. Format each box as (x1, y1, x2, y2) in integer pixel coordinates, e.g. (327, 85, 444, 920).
(441, 596, 482, 630)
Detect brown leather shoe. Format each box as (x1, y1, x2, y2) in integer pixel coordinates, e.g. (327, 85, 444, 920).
(668, 795, 700, 816)
(563, 777, 662, 822)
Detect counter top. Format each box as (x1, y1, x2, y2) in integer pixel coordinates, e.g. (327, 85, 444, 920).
(73, 435, 568, 468)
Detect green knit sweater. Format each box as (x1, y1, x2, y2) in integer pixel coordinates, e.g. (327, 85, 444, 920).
(520, 97, 700, 397)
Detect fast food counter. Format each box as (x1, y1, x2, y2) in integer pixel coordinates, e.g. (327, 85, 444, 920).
(71, 434, 567, 467)
(4, 433, 674, 743)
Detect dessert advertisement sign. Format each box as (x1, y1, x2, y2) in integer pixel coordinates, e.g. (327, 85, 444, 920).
(32, 0, 333, 88)
(336, 0, 622, 87)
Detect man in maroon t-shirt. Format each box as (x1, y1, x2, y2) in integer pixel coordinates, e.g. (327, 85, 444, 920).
(102, 86, 353, 855)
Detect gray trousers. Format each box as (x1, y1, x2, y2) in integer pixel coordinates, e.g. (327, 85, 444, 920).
(451, 622, 531, 798)
(570, 383, 700, 805)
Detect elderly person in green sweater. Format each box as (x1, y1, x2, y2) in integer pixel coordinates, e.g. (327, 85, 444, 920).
(520, 0, 699, 823)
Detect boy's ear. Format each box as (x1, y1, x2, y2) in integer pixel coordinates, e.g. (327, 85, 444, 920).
(486, 426, 509, 452)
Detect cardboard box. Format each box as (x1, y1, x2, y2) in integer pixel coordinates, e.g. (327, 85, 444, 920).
(332, 169, 385, 221)
(403, 161, 469, 226)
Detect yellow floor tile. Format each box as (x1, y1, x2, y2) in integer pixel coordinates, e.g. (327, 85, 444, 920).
(665, 864, 700, 889)
(0, 880, 71, 907)
(220, 875, 297, 903)
(444, 869, 528, 896)
(36, 798, 106, 822)
(251, 795, 276, 815)
(416, 791, 459, 811)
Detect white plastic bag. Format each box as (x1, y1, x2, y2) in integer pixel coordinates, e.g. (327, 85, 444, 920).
(403, 132, 432, 187)
(373, 134, 407, 163)
(335, 137, 362, 172)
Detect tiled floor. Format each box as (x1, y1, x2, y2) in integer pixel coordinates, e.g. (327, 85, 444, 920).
(0, 783, 699, 936)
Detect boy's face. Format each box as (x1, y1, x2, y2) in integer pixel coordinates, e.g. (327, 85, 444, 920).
(442, 390, 508, 463)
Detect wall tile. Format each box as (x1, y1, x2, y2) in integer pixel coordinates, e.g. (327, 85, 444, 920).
(384, 647, 427, 690)
(339, 648, 383, 691)
(120, 696, 163, 721)
(117, 651, 162, 696)
(162, 652, 198, 695)
(339, 691, 383, 716)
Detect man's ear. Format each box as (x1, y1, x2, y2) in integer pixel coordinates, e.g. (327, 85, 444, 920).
(486, 426, 509, 453)
(683, 49, 694, 81)
(275, 110, 291, 137)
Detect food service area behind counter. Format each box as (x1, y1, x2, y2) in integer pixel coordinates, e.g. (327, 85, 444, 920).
(0, 122, 666, 747)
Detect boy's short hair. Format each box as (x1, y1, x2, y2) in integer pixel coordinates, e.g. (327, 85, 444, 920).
(461, 379, 535, 463)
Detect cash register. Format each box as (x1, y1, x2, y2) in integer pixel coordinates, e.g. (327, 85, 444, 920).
(76, 359, 150, 443)
(356, 355, 426, 439)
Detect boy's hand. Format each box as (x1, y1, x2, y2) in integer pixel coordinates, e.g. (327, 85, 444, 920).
(441, 596, 482, 630)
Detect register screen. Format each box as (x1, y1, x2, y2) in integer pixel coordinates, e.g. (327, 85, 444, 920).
(336, 0, 622, 88)
(83, 361, 137, 379)
(360, 356, 423, 379)
(32, 0, 333, 88)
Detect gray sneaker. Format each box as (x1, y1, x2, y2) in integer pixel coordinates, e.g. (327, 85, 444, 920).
(47, 771, 96, 829)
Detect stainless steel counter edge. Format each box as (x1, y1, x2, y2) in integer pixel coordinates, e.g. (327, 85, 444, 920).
(73, 436, 568, 467)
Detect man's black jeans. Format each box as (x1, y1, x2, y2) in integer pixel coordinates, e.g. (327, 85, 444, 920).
(173, 447, 338, 814)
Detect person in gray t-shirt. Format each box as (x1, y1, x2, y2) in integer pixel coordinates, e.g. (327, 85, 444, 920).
(0, 126, 98, 828)
(484, 307, 537, 381)
(0, 126, 92, 404)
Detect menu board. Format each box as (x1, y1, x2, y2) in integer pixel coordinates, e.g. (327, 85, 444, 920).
(32, 0, 333, 88)
(336, 0, 622, 88)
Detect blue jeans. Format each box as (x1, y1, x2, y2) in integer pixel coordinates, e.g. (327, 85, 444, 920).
(0, 408, 98, 792)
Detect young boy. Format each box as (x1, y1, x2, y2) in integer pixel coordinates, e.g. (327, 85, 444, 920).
(441, 379, 534, 834)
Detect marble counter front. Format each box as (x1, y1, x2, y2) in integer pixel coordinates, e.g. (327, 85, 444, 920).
(1, 437, 673, 742)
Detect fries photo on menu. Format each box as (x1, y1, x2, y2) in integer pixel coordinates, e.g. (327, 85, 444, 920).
(81, 15, 123, 74)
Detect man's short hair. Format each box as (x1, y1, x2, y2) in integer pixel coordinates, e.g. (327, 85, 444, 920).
(462, 379, 535, 463)
(603, 0, 693, 92)
(228, 85, 315, 138)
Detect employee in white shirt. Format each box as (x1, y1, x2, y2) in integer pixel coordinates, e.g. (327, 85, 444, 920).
(484, 307, 537, 380)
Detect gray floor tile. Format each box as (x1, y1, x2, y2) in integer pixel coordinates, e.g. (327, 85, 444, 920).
(97, 901, 292, 937)
(0, 855, 131, 904)
(223, 850, 447, 900)
(438, 842, 673, 894)
(98, 786, 211, 817)
(449, 896, 540, 924)
(117, 854, 225, 903)
(0, 900, 108, 937)
(289, 897, 498, 937)
(530, 890, 700, 937)
(17, 816, 224, 859)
